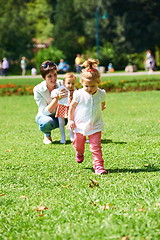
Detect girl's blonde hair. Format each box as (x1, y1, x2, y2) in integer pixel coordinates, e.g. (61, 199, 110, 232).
(80, 59, 100, 84)
(63, 72, 76, 82)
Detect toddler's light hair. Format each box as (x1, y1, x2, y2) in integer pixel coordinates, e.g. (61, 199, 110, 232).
(63, 72, 76, 82)
(80, 59, 100, 84)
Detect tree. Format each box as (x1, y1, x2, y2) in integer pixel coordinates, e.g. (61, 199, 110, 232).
(53, 0, 85, 64)
(105, 0, 160, 53)
(0, 0, 160, 70)
(26, 0, 54, 43)
(0, 0, 33, 59)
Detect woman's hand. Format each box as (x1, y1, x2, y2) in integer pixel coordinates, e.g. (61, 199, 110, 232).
(48, 89, 68, 113)
(58, 88, 68, 100)
(67, 120, 75, 131)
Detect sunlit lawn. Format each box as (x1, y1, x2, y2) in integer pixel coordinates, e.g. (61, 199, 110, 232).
(0, 91, 160, 239)
(0, 73, 160, 87)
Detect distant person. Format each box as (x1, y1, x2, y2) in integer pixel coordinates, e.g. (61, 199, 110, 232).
(20, 56, 27, 76)
(68, 59, 108, 175)
(75, 54, 82, 73)
(0, 61, 3, 75)
(144, 50, 155, 74)
(51, 72, 76, 143)
(107, 63, 115, 73)
(2, 58, 9, 76)
(57, 59, 69, 73)
(31, 67, 37, 76)
(33, 60, 68, 144)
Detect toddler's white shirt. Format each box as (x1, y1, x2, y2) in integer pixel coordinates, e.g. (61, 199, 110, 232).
(73, 88, 106, 136)
(51, 85, 76, 106)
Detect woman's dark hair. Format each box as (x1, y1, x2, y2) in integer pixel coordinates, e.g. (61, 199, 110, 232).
(40, 60, 57, 78)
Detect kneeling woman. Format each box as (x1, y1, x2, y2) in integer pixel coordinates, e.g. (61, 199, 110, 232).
(33, 60, 67, 144)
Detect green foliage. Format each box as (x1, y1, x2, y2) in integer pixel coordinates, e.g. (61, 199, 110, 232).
(127, 52, 146, 69)
(88, 42, 148, 70)
(26, 0, 54, 42)
(100, 42, 115, 60)
(53, 0, 85, 63)
(0, 0, 33, 59)
(84, 47, 97, 60)
(34, 46, 65, 70)
(0, 91, 160, 239)
(108, 0, 160, 53)
(0, 0, 160, 71)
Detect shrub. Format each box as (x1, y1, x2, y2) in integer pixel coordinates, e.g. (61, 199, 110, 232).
(34, 46, 65, 72)
(84, 42, 147, 71)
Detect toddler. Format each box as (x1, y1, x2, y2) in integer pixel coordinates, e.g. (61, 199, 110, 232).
(68, 59, 108, 175)
(51, 72, 76, 143)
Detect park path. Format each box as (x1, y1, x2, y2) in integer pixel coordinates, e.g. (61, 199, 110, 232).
(0, 71, 160, 79)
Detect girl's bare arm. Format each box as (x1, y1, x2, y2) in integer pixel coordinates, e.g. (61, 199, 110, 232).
(68, 100, 78, 130)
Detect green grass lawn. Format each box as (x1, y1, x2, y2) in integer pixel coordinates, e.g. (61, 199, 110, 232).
(0, 77, 42, 87)
(0, 74, 160, 87)
(0, 91, 160, 240)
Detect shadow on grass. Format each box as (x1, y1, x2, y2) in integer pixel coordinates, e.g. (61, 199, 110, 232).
(108, 166, 160, 173)
(52, 140, 72, 145)
(101, 139, 127, 144)
(52, 139, 127, 145)
(84, 165, 160, 174)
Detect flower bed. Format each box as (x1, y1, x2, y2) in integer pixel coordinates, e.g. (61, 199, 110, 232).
(98, 80, 160, 92)
(0, 79, 160, 96)
(0, 83, 34, 96)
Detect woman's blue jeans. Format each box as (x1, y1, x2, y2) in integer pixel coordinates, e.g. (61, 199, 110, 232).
(36, 115, 59, 137)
